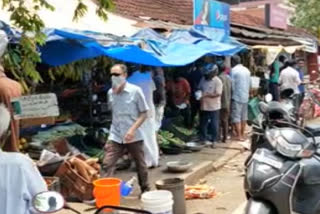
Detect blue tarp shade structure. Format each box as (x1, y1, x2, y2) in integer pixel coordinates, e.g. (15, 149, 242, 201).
(1, 21, 246, 66)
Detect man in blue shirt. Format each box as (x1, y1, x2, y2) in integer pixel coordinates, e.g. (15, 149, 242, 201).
(103, 64, 150, 193)
(230, 55, 251, 141)
(0, 104, 47, 214)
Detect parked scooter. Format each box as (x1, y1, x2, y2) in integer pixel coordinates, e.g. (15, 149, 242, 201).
(244, 101, 320, 214)
(250, 91, 299, 156)
(250, 90, 320, 156)
(32, 191, 152, 214)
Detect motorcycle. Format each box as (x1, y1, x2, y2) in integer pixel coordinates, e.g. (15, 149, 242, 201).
(250, 91, 299, 156)
(32, 191, 152, 214)
(250, 89, 320, 156)
(244, 102, 320, 214)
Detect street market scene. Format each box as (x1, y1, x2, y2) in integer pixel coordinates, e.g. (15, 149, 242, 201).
(1, 0, 320, 214)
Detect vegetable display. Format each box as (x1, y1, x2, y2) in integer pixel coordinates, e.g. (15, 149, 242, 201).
(158, 130, 185, 149)
(69, 157, 100, 182)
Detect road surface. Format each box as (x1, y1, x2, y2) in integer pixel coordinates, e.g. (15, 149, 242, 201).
(186, 151, 249, 214)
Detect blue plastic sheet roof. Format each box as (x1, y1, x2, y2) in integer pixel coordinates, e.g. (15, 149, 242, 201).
(1, 21, 246, 67)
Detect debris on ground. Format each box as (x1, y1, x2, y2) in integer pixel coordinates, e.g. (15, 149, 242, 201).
(185, 185, 217, 200)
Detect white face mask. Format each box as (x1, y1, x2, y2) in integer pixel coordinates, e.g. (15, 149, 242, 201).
(112, 76, 125, 88)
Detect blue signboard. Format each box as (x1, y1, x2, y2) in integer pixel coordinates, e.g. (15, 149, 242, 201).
(194, 0, 230, 35)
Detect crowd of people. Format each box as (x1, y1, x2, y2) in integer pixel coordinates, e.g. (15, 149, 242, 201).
(269, 57, 306, 106)
(101, 55, 253, 194)
(0, 52, 311, 212)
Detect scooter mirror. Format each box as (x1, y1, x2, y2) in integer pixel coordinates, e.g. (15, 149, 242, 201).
(265, 93, 273, 103)
(32, 191, 64, 213)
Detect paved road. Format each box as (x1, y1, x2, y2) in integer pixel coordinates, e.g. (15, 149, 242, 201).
(186, 151, 249, 214)
(56, 144, 245, 214)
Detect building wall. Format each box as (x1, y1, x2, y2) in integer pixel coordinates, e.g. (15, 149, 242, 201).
(219, 0, 282, 6)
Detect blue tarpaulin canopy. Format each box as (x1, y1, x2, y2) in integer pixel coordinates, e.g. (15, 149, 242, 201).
(1, 21, 246, 67)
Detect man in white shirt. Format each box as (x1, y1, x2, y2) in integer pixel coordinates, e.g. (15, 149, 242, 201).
(127, 65, 159, 168)
(279, 60, 301, 94)
(104, 64, 150, 193)
(230, 55, 251, 141)
(198, 64, 223, 146)
(0, 104, 47, 214)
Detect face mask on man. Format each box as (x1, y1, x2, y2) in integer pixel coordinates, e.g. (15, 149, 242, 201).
(112, 76, 125, 88)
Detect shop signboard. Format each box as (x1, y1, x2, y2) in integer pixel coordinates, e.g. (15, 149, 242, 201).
(265, 4, 288, 30)
(194, 0, 231, 35)
(11, 93, 60, 119)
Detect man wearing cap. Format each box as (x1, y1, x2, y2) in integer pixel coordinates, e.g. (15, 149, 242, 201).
(198, 64, 223, 146)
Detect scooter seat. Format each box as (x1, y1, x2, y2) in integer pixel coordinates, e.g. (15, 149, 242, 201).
(305, 124, 320, 137)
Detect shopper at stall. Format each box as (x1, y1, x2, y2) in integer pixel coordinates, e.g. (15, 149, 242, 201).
(128, 65, 159, 168)
(0, 66, 22, 152)
(167, 72, 192, 128)
(0, 104, 47, 214)
(279, 55, 287, 71)
(269, 60, 280, 101)
(186, 60, 203, 128)
(198, 64, 223, 146)
(230, 55, 251, 141)
(217, 61, 232, 143)
(279, 60, 301, 94)
(296, 58, 306, 105)
(152, 67, 166, 131)
(103, 64, 150, 193)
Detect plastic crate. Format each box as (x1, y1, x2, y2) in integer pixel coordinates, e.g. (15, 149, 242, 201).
(248, 97, 260, 121)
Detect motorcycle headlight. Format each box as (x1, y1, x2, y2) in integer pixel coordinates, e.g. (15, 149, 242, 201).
(265, 129, 311, 158)
(276, 136, 302, 158)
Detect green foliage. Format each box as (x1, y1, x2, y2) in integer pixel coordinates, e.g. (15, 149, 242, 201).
(289, 0, 320, 35)
(1, 0, 114, 92)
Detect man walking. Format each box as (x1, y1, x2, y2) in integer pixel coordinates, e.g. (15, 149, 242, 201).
(218, 61, 232, 143)
(230, 55, 251, 141)
(198, 64, 223, 146)
(102, 64, 150, 193)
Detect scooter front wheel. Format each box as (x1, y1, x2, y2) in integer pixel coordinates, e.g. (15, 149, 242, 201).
(245, 199, 277, 214)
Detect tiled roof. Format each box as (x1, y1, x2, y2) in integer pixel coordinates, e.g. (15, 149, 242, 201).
(231, 11, 265, 28)
(113, 0, 193, 25)
(112, 0, 314, 38)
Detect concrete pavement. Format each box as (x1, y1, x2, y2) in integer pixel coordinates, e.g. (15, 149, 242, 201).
(57, 141, 246, 214)
(186, 151, 249, 214)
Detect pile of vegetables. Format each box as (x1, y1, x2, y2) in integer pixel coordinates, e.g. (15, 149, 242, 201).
(69, 157, 101, 182)
(158, 130, 185, 149)
(32, 124, 86, 143)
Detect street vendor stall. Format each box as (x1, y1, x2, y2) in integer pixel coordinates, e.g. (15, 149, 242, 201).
(0, 16, 248, 202)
